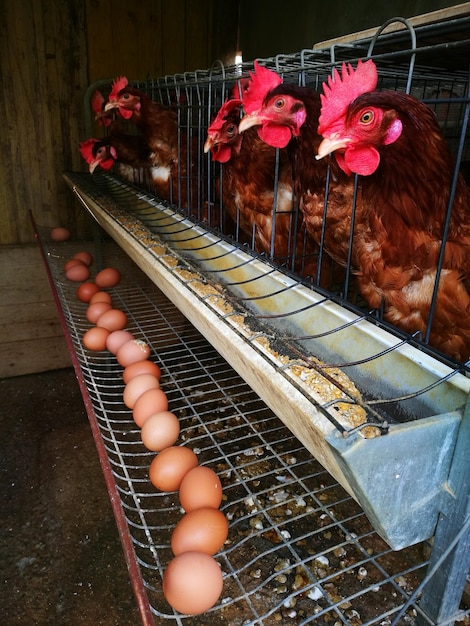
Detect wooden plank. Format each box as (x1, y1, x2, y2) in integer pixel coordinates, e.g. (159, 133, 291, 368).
(1, 1, 37, 244)
(209, 0, 239, 66)
(0, 244, 71, 376)
(0, 311, 66, 343)
(0, 336, 71, 378)
(86, 0, 165, 82)
(161, 0, 186, 75)
(314, 2, 470, 49)
(85, 0, 114, 83)
(0, 299, 62, 325)
(0, 9, 15, 245)
(138, 0, 164, 79)
(0, 0, 88, 245)
(185, 0, 210, 71)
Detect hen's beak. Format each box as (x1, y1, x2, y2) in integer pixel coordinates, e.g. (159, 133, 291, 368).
(316, 134, 350, 160)
(104, 101, 118, 112)
(203, 135, 216, 153)
(89, 159, 100, 174)
(238, 113, 263, 133)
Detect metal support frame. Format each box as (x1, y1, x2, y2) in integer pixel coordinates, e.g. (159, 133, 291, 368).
(416, 397, 470, 625)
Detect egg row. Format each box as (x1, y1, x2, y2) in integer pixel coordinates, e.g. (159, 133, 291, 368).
(62, 249, 227, 615)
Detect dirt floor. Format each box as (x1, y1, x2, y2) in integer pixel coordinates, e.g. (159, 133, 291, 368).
(0, 368, 140, 625)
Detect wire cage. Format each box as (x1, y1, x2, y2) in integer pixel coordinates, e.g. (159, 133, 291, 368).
(84, 15, 470, 368)
(58, 13, 470, 626)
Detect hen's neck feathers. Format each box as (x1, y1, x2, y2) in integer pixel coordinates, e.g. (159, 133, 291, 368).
(264, 84, 344, 191)
(350, 91, 470, 233)
(122, 87, 178, 151)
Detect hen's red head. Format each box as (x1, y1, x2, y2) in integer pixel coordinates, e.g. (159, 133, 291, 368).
(108, 76, 129, 101)
(238, 62, 307, 148)
(239, 85, 307, 149)
(105, 76, 141, 120)
(204, 99, 243, 162)
(316, 60, 403, 176)
(317, 60, 378, 136)
(79, 138, 116, 173)
(91, 89, 114, 127)
(242, 61, 283, 114)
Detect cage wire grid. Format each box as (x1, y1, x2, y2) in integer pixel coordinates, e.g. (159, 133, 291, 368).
(84, 15, 470, 372)
(52, 14, 470, 625)
(35, 226, 470, 626)
(68, 170, 470, 425)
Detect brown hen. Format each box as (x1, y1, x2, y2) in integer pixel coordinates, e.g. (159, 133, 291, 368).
(238, 62, 356, 281)
(104, 76, 203, 214)
(205, 98, 320, 276)
(316, 60, 470, 362)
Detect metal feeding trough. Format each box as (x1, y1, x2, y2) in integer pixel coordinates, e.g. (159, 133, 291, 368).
(65, 171, 469, 553)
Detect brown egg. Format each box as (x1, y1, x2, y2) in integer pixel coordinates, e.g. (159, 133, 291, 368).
(73, 251, 93, 266)
(122, 360, 161, 384)
(89, 291, 113, 305)
(65, 263, 90, 282)
(86, 301, 112, 324)
(105, 330, 134, 355)
(116, 339, 151, 367)
(76, 282, 100, 303)
(149, 446, 198, 492)
(51, 227, 71, 242)
(64, 258, 85, 272)
(171, 508, 228, 556)
(95, 267, 121, 288)
(123, 373, 160, 409)
(162, 552, 223, 615)
(133, 388, 168, 427)
(82, 326, 110, 351)
(96, 308, 128, 332)
(140, 411, 180, 451)
(179, 466, 223, 512)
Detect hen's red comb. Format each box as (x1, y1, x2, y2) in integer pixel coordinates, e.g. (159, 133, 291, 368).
(318, 60, 378, 134)
(91, 90, 105, 115)
(208, 98, 242, 133)
(242, 60, 283, 114)
(109, 76, 129, 101)
(91, 89, 114, 126)
(79, 138, 98, 163)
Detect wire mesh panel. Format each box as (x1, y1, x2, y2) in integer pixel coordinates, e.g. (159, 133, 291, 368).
(35, 225, 470, 625)
(83, 16, 470, 367)
(64, 169, 469, 557)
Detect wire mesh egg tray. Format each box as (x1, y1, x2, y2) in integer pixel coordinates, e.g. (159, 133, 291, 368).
(61, 171, 469, 551)
(34, 221, 470, 625)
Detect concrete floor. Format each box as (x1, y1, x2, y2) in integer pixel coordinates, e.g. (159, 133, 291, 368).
(0, 368, 140, 625)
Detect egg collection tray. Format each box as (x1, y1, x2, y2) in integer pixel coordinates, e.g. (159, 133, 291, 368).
(35, 223, 464, 626)
(62, 171, 470, 556)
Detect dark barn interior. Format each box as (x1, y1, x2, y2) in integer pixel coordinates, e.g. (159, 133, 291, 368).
(1, 1, 470, 624)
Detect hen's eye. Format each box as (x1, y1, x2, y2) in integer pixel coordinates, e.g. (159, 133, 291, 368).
(274, 98, 285, 110)
(359, 110, 374, 124)
(122, 93, 130, 100)
(226, 124, 236, 136)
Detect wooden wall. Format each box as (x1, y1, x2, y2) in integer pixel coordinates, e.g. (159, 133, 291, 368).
(0, 0, 239, 376)
(0, 0, 239, 248)
(0, 0, 89, 246)
(86, 0, 239, 82)
(0, 245, 71, 378)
